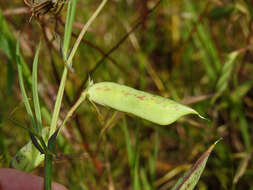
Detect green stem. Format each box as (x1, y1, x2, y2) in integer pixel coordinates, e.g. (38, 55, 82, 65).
(44, 153, 53, 190)
(59, 91, 87, 132)
(49, 0, 108, 136)
(66, 0, 108, 66)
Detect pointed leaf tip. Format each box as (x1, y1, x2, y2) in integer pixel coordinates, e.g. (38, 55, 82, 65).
(172, 140, 220, 190)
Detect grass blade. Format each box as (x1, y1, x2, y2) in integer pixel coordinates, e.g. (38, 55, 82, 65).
(212, 51, 240, 103)
(16, 37, 37, 132)
(233, 152, 252, 184)
(155, 165, 191, 188)
(171, 139, 220, 190)
(66, 0, 108, 66)
(49, 0, 108, 136)
(149, 132, 159, 189)
(216, 51, 239, 94)
(122, 118, 133, 165)
(32, 42, 42, 135)
(63, 0, 77, 54)
(184, 0, 220, 82)
(140, 168, 152, 190)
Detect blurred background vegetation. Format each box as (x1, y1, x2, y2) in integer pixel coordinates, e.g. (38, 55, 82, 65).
(1, 0, 253, 189)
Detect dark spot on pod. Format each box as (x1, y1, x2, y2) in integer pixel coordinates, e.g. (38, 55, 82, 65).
(137, 96, 146, 100)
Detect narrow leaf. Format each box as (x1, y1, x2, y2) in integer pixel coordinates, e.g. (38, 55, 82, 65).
(140, 168, 152, 190)
(29, 132, 44, 154)
(32, 42, 42, 135)
(230, 81, 253, 103)
(233, 152, 252, 184)
(171, 140, 220, 190)
(9, 119, 36, 135)
(122, 118, 133, 165)
(212, 51, 240, 103)
(48, 128, 60, 155)
(16, 37, 37, 131)
(0, 10, 15, 59)
(216, 51, 239, 94)
(49, 0, 107, 136)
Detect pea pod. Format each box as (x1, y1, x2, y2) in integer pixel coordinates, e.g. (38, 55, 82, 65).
(87, 82, 201, 125)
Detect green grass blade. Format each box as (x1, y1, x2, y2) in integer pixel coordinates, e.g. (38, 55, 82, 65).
(0, 10, 15, 59)
(233, 104, 251, 151)
(49, 0, 108, 136)
(7, 60, 15, 95)
(58, 91, 87, 133)
(133, 154, 141, 190)
(140, 168, 152, 190)
(171, 139, 220, 190)
(122, 118, 133, 165)
(122, 118, 141, 190)
(212, 51, 240, 102)
(133, 126, 141, 190)
(48, 0, 77, 137)
(149, 132, 159, 189)
(66, 0, 108, 66)
(8, 119, 35, 135)
(49, 68, 67, 136)
(49, 0, 77, 136)
(230, 81, 253, 103)
(16, 37, 37, 132)
(32, 42, 42, 135)
(233, 152, 251, 184)
(184, 0, 221, 82)
(216, 51, 239, 94)
(63, 0, 77, 54)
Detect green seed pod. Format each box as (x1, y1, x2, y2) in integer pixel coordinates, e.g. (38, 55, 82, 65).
(11, 127, 49, 172)
(87, 82, 201, 125)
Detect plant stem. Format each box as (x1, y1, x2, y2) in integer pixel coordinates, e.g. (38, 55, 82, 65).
(59, 91, 87, 132)
(49, 0, 108, 136)
(66, 0, 108, 66)
(44, 153, 53, 190)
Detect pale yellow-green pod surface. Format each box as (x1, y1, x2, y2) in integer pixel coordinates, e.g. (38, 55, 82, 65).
(11, 127, 49, 172)
(88, 82, 201, 125)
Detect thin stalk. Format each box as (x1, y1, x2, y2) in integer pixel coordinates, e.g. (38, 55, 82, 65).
(49, 67, 68, 136)
(45, 1, 78, 189)
(66, 0, 108, 66)
(49, 0, 108, 136)
(46, 2, 108, 189)
(59, 91, 87, 133)
(49, 0, 77, 136)
(44, 153, 53, 190)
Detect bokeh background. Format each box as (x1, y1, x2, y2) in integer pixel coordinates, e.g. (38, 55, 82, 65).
(1, 0, 253, 189)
